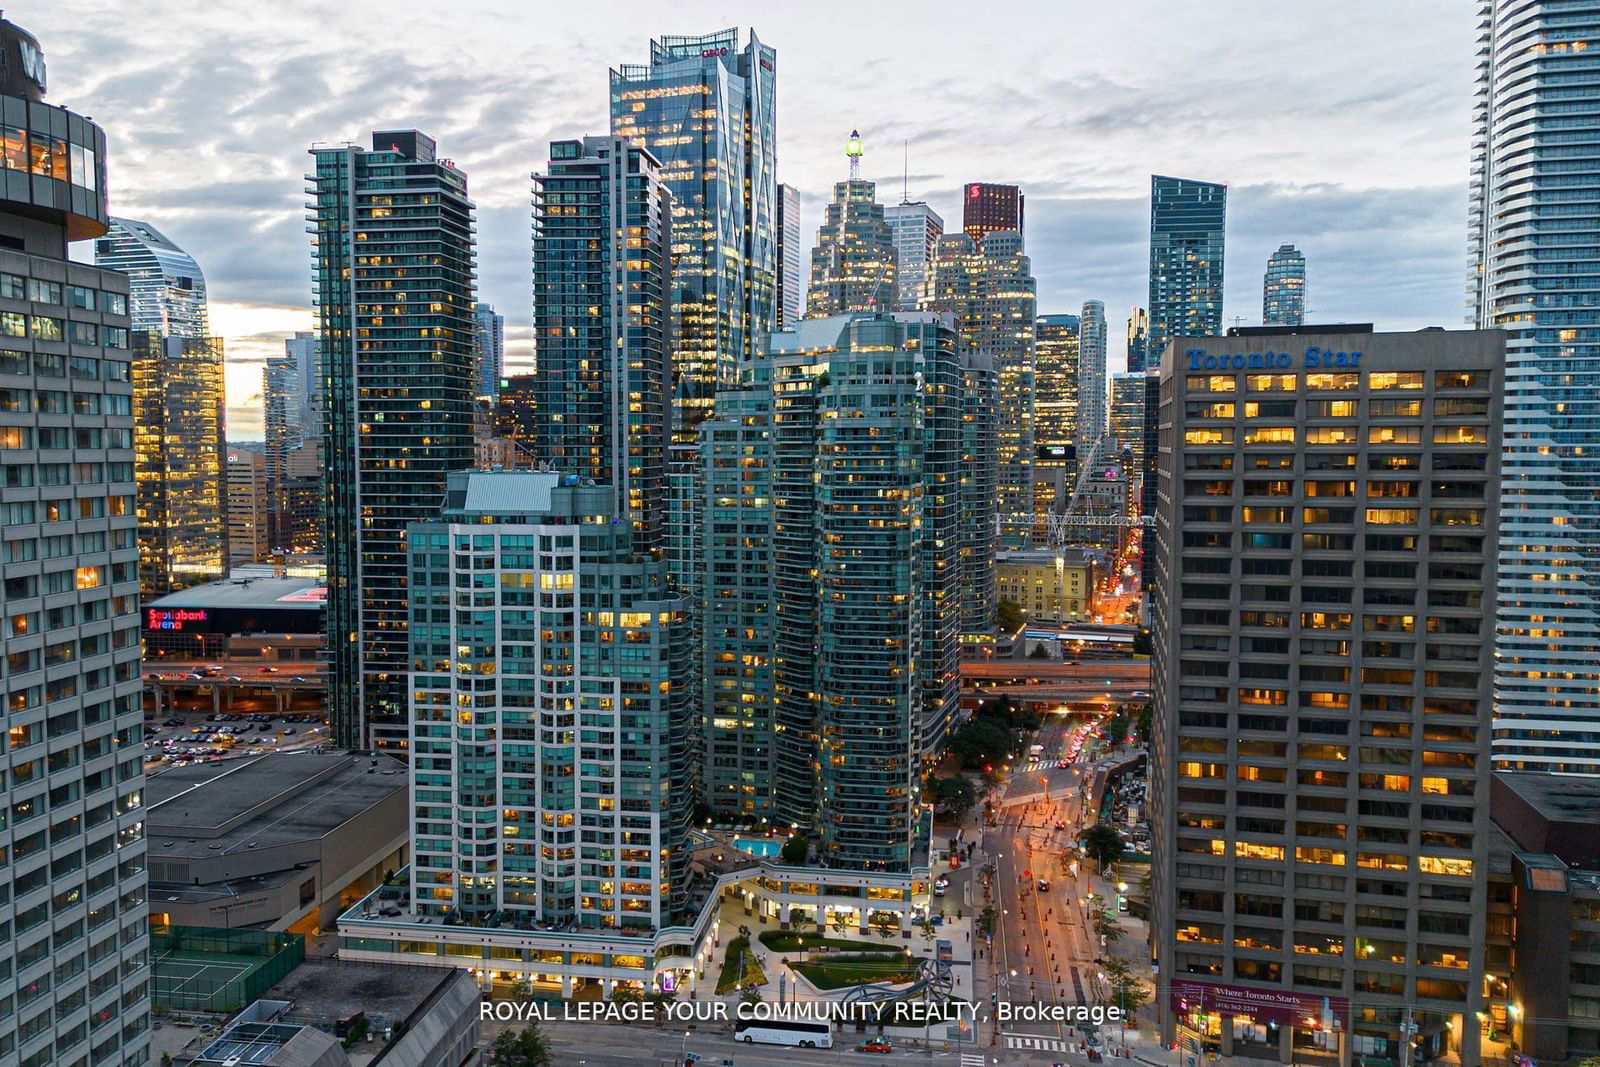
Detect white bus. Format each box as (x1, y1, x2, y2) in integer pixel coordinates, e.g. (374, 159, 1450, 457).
(733, 1018, 834, 1048)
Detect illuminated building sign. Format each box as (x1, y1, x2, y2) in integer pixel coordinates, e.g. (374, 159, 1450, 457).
(146, 608, 208, 631)
(1185, 346, 1362, 373)
(1169, 979, 1349, 1031)
(276, 587, 328, 604)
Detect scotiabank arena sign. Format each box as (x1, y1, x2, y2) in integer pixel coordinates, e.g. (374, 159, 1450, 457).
(1169, 979, 1349, 1031)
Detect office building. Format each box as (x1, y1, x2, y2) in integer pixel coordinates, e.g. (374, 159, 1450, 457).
(1148, 175, 1227, 357)
(961, 352, 1000, 644)
(227, 448, 270, 565)
(805, 131, 897, 317)
(283, 330, 320, 432)
(1128, 306, 1151, 373)
(95, 215, 209, 338)
(885, 199, 944, 310)
(1151, 327, 1503, 1067)
(131, 333, 228, 593)
(494, 372, 537, 460)
(1110, 371, 1147, 466)
(962, 181, 1023, 241)
(1263, 243, 1306, 327)
(474, 302, 504, 401)
(1034, 313, 1081, 523)
(1078, 299, 1108, 453)
(0, 15, 152, 1062)
(532, 135, 672, 550)
(307, 130, 478, 751)
(1471, 0, 1600, 774)
(928, 230, 1036, 537)
(776, 182, 802, 327)
(408, 469, 693, 926)
(263, 353, 301, 553)
(997, 549, 1094, 623)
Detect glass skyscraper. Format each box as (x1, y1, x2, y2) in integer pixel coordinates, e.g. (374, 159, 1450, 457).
(885, 200, 944, 310)
(473, 302, 504, 401)
(307, 130, 478, 751)
(1262, 243, 1306, 326)
(776, 183, 802, 327)
(94, 217, 209, 339)
(805, 135, 898, 317)
(1127, 305, 1150, 373)
(1033, 314, 1081, 524)
(1148, 175, 1227, 357)
(1472, 0, 1600, 774)
(1078, 299, 1108, 453)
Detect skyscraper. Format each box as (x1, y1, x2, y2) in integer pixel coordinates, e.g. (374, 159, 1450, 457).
(805, 131, 898, 317)
(1078, 299, 1108, 454)
(960, 353, 1000, 644)
(885, 199, 944, 310)
(95, 215, 210, 338)
(408, 470, 692, 927)
(776, 182, 802, 327)
(284, 329, 320, 431)
(1151, 327, 1502, 1066)
(308, 130, 478, 750)
(227, 447, 270, 565)
(1127, 305, 1151, 373)
(1472, 0, 1600, 774)
(0, 17, 152, 1061)
(1109, 371, 1145, 464)
(962, 181, 1024, 240)
(474, 302, 504, 401)
(1263, 243, 1306, 326)
(1148, 175, 1227, 357)
(928, 230, 1036, 536)
(1034, 313, 1081, 522)
(532, 135, 672, 551)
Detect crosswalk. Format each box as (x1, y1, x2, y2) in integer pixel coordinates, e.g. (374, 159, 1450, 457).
(961, 1055, 988, 1067)
(1003, 1033, 1073, 1052)
(1022, 759, 1067, 773)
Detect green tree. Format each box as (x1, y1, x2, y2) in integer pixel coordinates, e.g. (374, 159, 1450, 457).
(997, 599, 1025, 633)
(1134, 702, 1152, 745)
(871, 911, 900, 940)
(926, 775, 977, 820)
(1027, 643, 1051, 660)
(1084, 823, 1125, 869)
(1104, 715, 1129, 744)
(780, 834, 809, 865)
(610, 985, 643, 1005)
(489, 1022, 553, 1067)
(1131, 628, 1152, 655)
(831, 911, 850, 937)
(918, 916, 937, 946)
(1094, 910, 1125, 945)
(740, 986, 763, 1007)
(1102, 957, 1148, 1018)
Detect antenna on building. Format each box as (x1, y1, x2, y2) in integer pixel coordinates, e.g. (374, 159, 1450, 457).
(846, 129, 864, 182)
(903, 139, 910, 204)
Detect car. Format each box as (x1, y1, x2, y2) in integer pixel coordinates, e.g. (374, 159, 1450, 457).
(1037, 879, 1051, 892)
(932, 885, 945, 897)
(855, 1040, 893, 1054)
(1118, 899, 1129, 912)
(163, 718, 183, 727)
(290, 676, 307, 683)
(283, 727, 296, 735)
(261, 666, 279, 673)
(228, 676, 242, 683)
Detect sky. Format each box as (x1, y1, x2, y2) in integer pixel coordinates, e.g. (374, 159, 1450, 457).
(33, 0, 1475, 439)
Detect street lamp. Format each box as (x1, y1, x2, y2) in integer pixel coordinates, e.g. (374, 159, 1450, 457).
(680, 1029, 691, 1067)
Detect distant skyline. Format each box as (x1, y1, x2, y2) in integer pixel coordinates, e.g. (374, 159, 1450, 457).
(34, 0, 1473, 437)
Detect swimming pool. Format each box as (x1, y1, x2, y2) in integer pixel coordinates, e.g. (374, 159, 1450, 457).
(733, 836, 782, 858)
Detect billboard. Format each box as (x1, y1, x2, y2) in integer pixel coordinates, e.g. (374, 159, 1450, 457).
(1168, 979, 1349, 1031)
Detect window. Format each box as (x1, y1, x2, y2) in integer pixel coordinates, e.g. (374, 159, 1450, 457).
(1433, 425, 1487, 445)
(29, 316, 62, 341)
(1305, 372, 1358, 390)
(0, 312, 24, 337)
(66, 286, 95, 310)
(1185, 428, 1233, 445)
(26, 279, 60, 304)
(1306, 426, 1357, 445)
(67, 322, 97, 346)
(1186, 374, 1236, 393)
(98, 291, 127, 316)
(1244, 426, 1296, 445)
(28, 134, 67, 180)
(1435, 370, 1485, 390)
(0, 126, 24, 171)
(1368, 426, 1420, 444)
(68, 142, 97, 191)
(1369, 371, 1423, 390)
(1246, 373, 1296, 392)
(102, 327, 128, 349)
(1310, 400, 1358, 417)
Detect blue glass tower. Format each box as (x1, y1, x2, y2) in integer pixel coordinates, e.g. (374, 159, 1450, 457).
(1147, 175, 1227, 357)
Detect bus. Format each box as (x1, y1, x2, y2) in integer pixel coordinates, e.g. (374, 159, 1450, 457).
(734, 1018, 834, 1048)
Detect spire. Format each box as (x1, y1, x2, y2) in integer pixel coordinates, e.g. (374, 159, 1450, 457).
(846, 128, 863, 181)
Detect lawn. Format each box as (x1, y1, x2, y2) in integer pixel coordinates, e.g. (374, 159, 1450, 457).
(792, 953, 919, 991)
(758, 931, 873, 953)
(715, 936, 767, 995)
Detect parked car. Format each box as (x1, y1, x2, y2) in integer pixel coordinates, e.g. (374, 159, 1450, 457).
(855, 1040, 893, 1054)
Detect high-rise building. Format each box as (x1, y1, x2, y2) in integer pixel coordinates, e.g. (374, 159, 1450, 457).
(132, 333, 228, 592)
(1109, 371, 1146, 465)
(1078, 299, 1108, 453)
(1472, 0, 1600, 775)
(928, 230, 1036, 537)
(532, 135, 672, 551)
(960, 352, 1000, 644)
(0, 20, 151, 1061)
(1151, 327, 1503, 1067)
(494, 372, 537, 461)
(263, 353, 302, 553)
(407, 470, 692, 927)
(776, 182, 802, 328)
(308, 130, 478, 750)
(1148, 175, 1227, 357)
(1127, 306, 1151, 373)
(805, 131, 897, 317)
(227, 448, 270, 566)
(962, 181, 1023, 241)
(474, 302, 504, 401)
(1262, 243, 1306, 326)
(885, 199, 944, 311)
(283, 330, 320, 431)
(95, 215, 209, 338)
(1034, 314, 1081, 523)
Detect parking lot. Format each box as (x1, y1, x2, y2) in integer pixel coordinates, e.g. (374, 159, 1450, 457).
(142, 706, 331, 774)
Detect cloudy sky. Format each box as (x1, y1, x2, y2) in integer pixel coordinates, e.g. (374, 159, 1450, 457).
(34, 0, 1473, 439)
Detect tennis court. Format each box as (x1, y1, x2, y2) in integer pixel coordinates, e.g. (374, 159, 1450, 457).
(151, 925, 306, 1013)
(153, 952, 254, 1003)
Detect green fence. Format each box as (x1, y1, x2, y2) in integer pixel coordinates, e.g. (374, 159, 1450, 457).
(152, 924, 306, 1013)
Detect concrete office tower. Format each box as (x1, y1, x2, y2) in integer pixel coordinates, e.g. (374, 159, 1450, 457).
(474, 303, 504, 401)
(1151, 327, 1503, 1067)
(960, 351, 1000, 644)
(1109, 371, 1146, 465)
(95, 216, 209, 338)
(1078, 299, 1108, 454)
(885, 199, 944, 310)
(132, 333, 228, 592)
(805, 131, 898, 317)
(962, 181, 1024, 241)
(308, 130, 477, 751)
(1127, 306, 1151, 373)
(1263, 243, 1306, 326)
(1034, 314, 1081, 524)
(227, 448, 270, 565)
(776, 183, 802, 327)
(928, 230, 1037, 538)
(1148, 175, 1227, 357)
(0, 16, 152, 1062)
(533, 136, 672, 551)
(1472, 0, 1600, 774)
(408, 470, 692, 926)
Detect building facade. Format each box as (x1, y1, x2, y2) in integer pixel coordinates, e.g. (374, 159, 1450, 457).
(408, 470, 693, 928)
(960, 351, 1000, 644)
(1151, 327, 1503, 1067)
(962, 181, 1023, 241)
(776, 182, 802, 328)
(1263, 243, 1306, 327)
(1078, 299, 1108, 454)
(532, 136, 672, 552)
(885, 200, 943, 311)
(474, 303, 504, 402)
(1471, 0, 1600, 774)
(1128, 305, 1151, 373)
(1148, 175, 1227, 358)
(307, 130, 478, 750)
(94, 216, 209, 339)
(1033, 313, 1080, 525)
(996, 549, 1093, 623)
(804, 134, 897, 317)
(0, 16, 152, 1062)
(1110, 371, 1147, 464)
(226, 448, 269, 566)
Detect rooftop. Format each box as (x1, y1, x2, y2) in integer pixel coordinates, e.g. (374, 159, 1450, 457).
(1497, 772, 1600, 823)
(268, 957, 464, 1036)
(144, 576, 326, 612)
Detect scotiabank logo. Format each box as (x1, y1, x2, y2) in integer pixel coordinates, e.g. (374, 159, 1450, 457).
(147, 609, 207, 631)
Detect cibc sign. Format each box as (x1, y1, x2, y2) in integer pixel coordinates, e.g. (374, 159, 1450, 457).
(1185, 345, 1363, 373)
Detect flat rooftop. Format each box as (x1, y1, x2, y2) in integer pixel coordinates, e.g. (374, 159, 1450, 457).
(268, 957, 458, 1033)
(145, 576, 326, 612)
(147, 751, 406, 858)
(1497, 772, 1600, 822)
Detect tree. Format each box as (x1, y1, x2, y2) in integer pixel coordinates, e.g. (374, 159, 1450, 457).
(1134, 702, 1152, 745)
(831, 911, 850, 937)
(926, 775, 977, 821)
(781, 834, 809, 865)
(997, 599, 1025, 634)
(1104, 715, 1129, 746)
(489, 1023, 553, 1067)
(1027, 643, 1051, 660)
(1131, 628, 1152, 655)
(870, 911, 899, 940)
(740, 986, 763, 1007)
(1102, 958, 1148, 1018)
(1084, 823, 1125, 869)
(918, 916, 937, 946)
(1094, 910, 1125, 945)
(611, 985, 643, 1005)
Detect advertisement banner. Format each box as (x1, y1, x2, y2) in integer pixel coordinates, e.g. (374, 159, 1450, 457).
(1168, 979, 1349, 1030)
